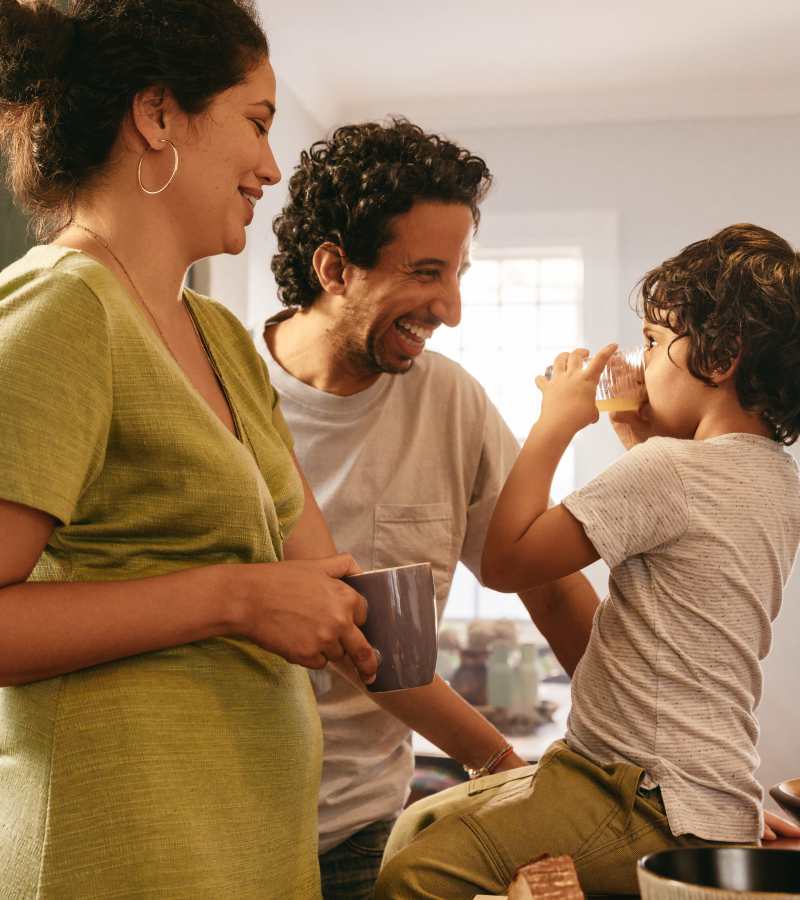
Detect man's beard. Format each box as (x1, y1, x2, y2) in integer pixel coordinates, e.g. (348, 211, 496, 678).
(338, 329, 412, 377)
(327, 306, 413, 378)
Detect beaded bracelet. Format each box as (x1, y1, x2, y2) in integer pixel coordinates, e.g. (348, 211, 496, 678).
(463, 743, 515, 780)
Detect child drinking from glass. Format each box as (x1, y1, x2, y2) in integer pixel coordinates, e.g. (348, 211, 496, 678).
(375, 223, 800, 899)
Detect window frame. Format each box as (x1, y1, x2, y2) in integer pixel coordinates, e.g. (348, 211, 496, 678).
(440, 210, 621, 623)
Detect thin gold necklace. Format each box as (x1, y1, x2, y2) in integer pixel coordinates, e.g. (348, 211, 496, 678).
(68, 221, 241, 440)
(70, 221, 182, 356)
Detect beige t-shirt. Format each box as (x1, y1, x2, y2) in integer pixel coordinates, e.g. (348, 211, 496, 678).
(563, 433, 800, 843)
(264, 325, 520, 854)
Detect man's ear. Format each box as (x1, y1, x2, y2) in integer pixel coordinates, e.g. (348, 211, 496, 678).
(313, 242, 348, 295)
(130, 85, 185, 151)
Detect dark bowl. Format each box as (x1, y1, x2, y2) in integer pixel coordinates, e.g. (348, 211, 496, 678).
(638, 847, 800, 894)
(770, 780, 800, 826)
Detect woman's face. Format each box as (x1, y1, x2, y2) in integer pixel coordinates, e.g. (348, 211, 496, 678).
(173, 56, 280, 259)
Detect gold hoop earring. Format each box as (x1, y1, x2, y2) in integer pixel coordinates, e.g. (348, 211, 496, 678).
(137, 139, 179, 195)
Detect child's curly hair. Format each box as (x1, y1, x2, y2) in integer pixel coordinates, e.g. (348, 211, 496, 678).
(271, 117, 492, 309)
(637, 224, 800, 445)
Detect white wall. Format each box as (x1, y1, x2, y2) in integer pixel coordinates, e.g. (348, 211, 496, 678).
(451, 113, 800, 809)
(456, 114, 800, 343)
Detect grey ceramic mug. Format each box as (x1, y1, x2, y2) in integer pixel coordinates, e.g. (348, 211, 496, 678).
(343, 562, 438, 693)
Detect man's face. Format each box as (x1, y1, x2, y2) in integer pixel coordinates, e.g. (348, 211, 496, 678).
(330, 201, 474, 376)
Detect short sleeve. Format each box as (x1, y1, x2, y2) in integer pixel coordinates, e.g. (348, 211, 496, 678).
(0, 270, 112, 524)
(562, 438, 689, 569)
(459, 398, 520, 579)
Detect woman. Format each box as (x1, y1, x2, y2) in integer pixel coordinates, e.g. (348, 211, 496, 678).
(0, 2, 377, 896)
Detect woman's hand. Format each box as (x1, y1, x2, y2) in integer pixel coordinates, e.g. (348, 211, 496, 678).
(535, 344, 618, 437)
(235, 553, 379, 684)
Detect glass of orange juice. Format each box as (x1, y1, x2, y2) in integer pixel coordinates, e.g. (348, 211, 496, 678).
(545, 346, 645, 412)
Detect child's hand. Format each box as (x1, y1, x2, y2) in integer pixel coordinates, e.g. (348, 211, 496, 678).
(535, 343, 618, 435)
(610, 404, 653, 450)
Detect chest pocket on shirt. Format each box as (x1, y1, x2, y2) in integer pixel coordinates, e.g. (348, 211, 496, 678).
(373, 503, 454, 615)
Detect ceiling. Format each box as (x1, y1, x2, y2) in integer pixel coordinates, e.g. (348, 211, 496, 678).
(260, 1, 800, 131)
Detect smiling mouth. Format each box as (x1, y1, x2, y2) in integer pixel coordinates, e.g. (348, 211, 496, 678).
(239, 190, 257, 208)
(394, 317, 435, 347)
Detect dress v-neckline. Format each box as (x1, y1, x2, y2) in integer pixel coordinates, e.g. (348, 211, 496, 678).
(47, 245, 245, 446)
(182, 293, 243, 444)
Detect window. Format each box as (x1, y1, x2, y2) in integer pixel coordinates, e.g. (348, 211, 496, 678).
(429, 248, 584, 621)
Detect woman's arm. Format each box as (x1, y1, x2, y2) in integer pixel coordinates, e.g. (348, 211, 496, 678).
(0, 497, 378, 687)
(482, 347, 616, 593)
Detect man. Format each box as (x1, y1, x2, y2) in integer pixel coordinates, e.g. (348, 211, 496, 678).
(263, 118, 599, 899)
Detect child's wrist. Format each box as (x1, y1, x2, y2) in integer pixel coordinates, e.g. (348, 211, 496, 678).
(531, 415, 578, 447)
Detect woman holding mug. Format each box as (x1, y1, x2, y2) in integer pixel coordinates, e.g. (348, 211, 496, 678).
(0, 1, 377, 896)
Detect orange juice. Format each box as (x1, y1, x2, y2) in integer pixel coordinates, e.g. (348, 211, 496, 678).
(596, 396, 639, 413)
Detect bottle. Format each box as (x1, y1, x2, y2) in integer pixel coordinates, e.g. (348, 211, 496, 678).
(511, 643, 539, 716)
(435, 646, 460, 682)
(487, 642, 514, 709)
(450, 647, 488, 706)
(436, 628, 462, 682)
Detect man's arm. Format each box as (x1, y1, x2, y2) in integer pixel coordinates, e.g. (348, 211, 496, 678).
(461, 385, 599, 677)
(285, 454, 527, 772)
(519, 571, 599, 677)
(346, 671, 528, 772)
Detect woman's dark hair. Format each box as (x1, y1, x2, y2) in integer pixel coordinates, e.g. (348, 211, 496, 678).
(638, 223, 800, 445)
(0, 0, 268, 237)
(271, 117, 492, 309)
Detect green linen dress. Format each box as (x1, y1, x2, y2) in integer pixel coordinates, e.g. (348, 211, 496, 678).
(0, 246, 322, 899)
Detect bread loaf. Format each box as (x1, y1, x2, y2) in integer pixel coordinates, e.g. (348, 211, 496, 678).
(506, 854, 584, 899)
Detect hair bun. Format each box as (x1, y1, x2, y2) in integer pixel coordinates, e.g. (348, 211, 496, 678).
(0, 1, 77, 104)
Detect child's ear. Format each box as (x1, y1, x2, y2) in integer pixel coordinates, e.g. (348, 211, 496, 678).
(711, 350, 741, 385)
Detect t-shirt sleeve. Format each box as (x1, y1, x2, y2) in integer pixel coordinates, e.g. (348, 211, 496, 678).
(562, 438, 689, 569)
(0, 270, 112, 524)
(459, 398, 520, 580)
(251, 342, 293, 452)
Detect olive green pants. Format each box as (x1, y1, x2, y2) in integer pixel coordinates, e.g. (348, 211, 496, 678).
(376, 741, 718, 899)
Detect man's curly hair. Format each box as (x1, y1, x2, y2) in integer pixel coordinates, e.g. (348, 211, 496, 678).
(637, 223, 800, 445)
(271, 117, 492, 309)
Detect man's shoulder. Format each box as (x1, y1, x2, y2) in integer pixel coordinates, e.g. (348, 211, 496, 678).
(398, 351, 514, 440)
(411, 350, 488, 399)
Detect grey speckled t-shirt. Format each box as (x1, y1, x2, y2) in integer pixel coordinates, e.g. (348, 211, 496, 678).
(563, 433, 800, 843)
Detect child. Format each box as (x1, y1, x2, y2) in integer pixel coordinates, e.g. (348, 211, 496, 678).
(375, 223, 800, 899)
